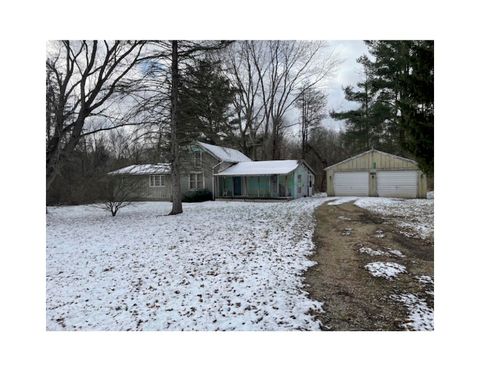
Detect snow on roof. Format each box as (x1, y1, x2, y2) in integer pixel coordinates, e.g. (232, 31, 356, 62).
(197, 142, 252, 162)
(216, 160, 300, 176)
(108, 163, 171, 175)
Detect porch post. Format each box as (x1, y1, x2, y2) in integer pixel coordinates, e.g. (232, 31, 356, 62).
(213, 175, 216, 200)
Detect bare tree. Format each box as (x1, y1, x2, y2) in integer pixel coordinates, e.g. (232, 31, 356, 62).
(225, 41, 268, 158)
(250, 41, 337, 159)
(46, 40, 149, 193)
(295, 84, 327, 159)
(99, 175, 139, 217)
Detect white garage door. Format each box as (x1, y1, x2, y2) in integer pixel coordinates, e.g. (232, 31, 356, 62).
(377, 171, 417, 198)
(334, 172, 369, 196)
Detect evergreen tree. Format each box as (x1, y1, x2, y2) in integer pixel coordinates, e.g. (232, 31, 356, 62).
(330, 56, 393, 153)
(399, 41, 434, 174)
(366, 40, 434, 174)
(178, 58, 236, 145)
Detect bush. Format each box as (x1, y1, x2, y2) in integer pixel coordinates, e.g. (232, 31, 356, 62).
(182, 188, 213, 202)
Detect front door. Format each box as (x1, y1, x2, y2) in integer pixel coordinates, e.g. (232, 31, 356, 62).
(271, 175, 278, 197)
(233, 177, 242, 196)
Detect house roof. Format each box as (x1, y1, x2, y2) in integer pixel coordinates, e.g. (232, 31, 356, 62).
(215, 160, 302, 176)
(197, 141, 252, 163)
(108, 163, 171, 175)
(323, 149, 418, 170)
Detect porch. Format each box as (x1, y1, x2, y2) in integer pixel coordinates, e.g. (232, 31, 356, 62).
(215, 174, 294, 199)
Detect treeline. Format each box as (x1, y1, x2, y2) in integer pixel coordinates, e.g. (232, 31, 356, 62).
(46, 125, 348, 205)
(46, 40, 433, 207)
(331, 41, 434, 174)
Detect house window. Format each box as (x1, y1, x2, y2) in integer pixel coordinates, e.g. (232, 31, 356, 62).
(149, 175, 165, 187)
(189, 173, 203, 190)
(193, 151, 202, 167)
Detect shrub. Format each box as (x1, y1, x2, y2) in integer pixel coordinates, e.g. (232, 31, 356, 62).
(182, 188, 213, 202)
(96, 176, 139, 216)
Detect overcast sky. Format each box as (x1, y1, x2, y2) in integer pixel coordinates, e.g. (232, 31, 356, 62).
(322, 40, 370, 131)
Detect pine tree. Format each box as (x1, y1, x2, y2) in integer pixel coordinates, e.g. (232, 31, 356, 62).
(366, 40, 434, 174)
(178, 58, 236, 145)
(398, 41, 434, 174)
(330, 55, 393, 153)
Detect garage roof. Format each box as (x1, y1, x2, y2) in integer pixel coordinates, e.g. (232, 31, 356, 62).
(324, 149, 417, 170)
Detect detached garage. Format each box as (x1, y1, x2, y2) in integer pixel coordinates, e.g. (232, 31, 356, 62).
(325, 149, 427, 198)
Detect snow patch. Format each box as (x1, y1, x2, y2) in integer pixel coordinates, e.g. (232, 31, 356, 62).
(390, 293, 434, 331)
(328, 197, 358, 206)
(341, 227, 352, 236)
(356, 243, 405, 258)
(358, 246, 388, 257)
(364, 262, 407, 280)
(416, 275, 434, 285)
(387, 248, 405, 258)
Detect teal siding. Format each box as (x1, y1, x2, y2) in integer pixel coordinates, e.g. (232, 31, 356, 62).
(293, 164, 310, 198)
(247, 177, 258, 195)
(216, 163, 313, 199)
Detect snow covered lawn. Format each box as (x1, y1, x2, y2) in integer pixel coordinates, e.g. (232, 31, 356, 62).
(328, 195, 434, 239)
(355, 197, 434, 239)
(46, 198, 329, 330)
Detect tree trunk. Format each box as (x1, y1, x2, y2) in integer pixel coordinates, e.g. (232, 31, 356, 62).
(271, 118, 280, 160)
(46, 133, 62, 192)
(301, 98, 307, 160)
(169, 40, 183, 215)
(46, 159, 58, 192)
